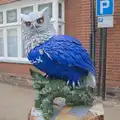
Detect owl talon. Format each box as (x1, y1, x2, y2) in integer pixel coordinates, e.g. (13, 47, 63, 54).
(72, 82, 75, 88)
(67, 80, 70, 86)
(44, 74, 48, 78)
(77, 81, 81, 87)
(66, 80, 80, 88)
(66, 80, 84, 88)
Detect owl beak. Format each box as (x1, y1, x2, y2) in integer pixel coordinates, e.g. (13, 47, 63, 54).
(32, 22, 36, 29)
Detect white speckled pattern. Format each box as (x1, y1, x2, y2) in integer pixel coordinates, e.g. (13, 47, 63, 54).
(22, 22, 55, 56)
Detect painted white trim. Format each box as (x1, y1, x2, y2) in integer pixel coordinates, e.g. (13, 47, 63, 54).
(0, 0, 65, 64)
(62, 0, 65, 23)
(0, 58, 30, 64)
(18, 26, 21, 60)
(4, 28, 7, 59)
(0, 23, 21, 28)
(53, 0, 59, 34)
(0, 29, 4, 57)
(58, 0, 65, 34)
(34, 4, 37, 12)
(17, 8, 21, 24)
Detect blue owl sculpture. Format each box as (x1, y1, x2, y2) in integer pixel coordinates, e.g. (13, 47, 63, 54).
(21, 7, 96, 88)
(21, 7, 96, 120)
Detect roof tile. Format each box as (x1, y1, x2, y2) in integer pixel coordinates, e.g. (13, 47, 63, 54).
(0, 0, 17, 5)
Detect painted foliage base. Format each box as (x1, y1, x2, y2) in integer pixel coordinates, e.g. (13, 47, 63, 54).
(30, 69, 95, 120)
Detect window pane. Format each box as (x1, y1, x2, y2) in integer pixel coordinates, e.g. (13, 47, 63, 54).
(58, 25, 62, 34)
(0, 12, 3, 24)
(7, 28, 18, 57)
(21, 6, 33, 15)
(22, 39, 26, 58)
(0, 30, 4, 56)
(7, 9, 17, 23)
(38, 3, 52, 18)
(58, 3, 62, 19)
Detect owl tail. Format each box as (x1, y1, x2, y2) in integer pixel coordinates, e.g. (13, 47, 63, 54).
(86, 72, 96, 88)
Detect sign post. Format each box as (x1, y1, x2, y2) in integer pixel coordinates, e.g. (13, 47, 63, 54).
(96, 0, 114, 99)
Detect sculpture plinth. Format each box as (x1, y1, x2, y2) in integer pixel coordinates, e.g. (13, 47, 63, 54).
(28, 103, 104, 120)
(29, 69, 98, 120)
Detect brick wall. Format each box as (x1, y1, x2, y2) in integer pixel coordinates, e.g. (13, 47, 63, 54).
(106, 0, 120, 87)
(0, 63, 33, 87)
(0, 62, 32, 76)
(65, 0, 91, 50)
(95, 0, 120, 88)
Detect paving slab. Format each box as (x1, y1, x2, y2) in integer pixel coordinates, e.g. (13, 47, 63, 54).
(0, 83, 35, 120)
(104, 100, 120, 120)
(104, 106, 120, 120)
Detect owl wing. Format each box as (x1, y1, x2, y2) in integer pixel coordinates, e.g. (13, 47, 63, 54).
(41, 35, 95, 75)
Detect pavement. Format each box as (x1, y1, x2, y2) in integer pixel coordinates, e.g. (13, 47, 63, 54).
(0, 83, 120, 120)
(0, 83, 35, 120)
(104, 100, 120, 120)
(104, 106, 120, 120)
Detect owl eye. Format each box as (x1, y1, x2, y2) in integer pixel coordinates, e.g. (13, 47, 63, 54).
(36, 17, 44, 24)
(24, 22, 31, 27)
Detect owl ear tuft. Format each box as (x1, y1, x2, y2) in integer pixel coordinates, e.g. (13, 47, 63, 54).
(20, 14, 31, 22)
(20, 14, 24, 19)
(40, 7, 49, 14)
(20, 14, 26, 21)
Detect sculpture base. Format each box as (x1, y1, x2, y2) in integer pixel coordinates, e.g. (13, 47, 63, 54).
(28, 103, 104, 120)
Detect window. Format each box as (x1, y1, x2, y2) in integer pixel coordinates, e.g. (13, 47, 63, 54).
(7, 9, 17, 23)
(58, 2, 64, 34)
(21, 6, 33, 15)
(7, 28, 18, 57)
(0, 30, 4, 56)
(38, 3, 52, 18)
(0, 0, 65, 63)
(58, 24, 62, 34)
(58, 3, 62, 19)
(0, 12, 3, 24)
(22, 38, 26, 58)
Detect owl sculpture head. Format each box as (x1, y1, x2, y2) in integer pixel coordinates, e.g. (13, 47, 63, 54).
(21, 7, 55, 56)
(21, 7, 50, 32)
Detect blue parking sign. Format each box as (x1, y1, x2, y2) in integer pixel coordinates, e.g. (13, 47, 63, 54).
(96, 0, 114, 16)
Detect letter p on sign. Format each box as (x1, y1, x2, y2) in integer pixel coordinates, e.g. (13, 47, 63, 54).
(100, 0, 110, 14)
(96, 0, 114, 16)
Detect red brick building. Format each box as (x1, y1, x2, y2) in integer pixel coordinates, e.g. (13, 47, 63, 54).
(95, 0, 120, 88)
(0, 0, 120, 90)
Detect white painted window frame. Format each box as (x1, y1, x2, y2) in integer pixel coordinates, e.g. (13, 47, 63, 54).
(0, 0, 65, 64)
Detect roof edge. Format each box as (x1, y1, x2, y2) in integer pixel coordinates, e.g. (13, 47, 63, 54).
(0, 0, 20, 5)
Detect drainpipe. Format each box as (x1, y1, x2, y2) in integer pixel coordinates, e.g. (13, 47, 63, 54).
(90, 0, 96, 66)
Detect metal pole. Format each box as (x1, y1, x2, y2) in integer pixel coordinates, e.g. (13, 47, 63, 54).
(97, 28, 103, 96)
(102, 28, 107, 100)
